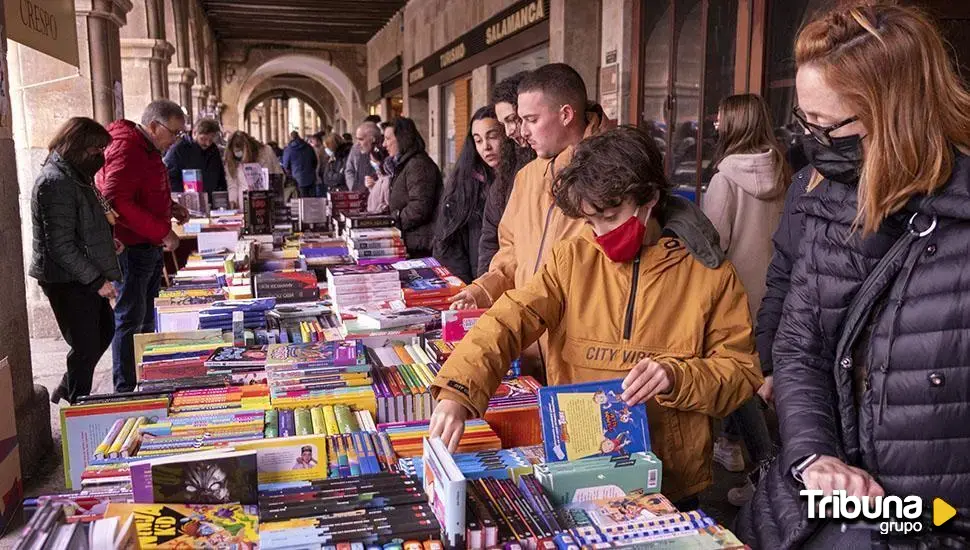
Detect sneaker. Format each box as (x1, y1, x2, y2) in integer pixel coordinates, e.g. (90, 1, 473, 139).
(713, 436, 745, 472)
(728, 480, 756, 506)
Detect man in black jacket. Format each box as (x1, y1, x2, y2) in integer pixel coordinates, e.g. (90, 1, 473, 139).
(163, 118, 227, 196)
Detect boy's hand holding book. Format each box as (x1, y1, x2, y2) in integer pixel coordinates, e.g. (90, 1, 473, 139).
(621, 358, 673, 406)
(429, 400, 470, 453)
(448, 289, 479, 310)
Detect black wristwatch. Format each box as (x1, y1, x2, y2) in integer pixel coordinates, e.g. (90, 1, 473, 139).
(792, 453, 820, 484)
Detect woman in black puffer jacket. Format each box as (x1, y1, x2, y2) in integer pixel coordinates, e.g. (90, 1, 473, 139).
(383, 117, 442, 258)
(737, 4, 970, 549)
(29, 117, 122, 405)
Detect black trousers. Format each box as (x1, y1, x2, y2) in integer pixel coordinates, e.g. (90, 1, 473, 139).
(41, 282, 115, 403)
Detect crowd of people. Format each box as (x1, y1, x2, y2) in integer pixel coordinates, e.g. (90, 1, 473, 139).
(25, 2, 970, 547)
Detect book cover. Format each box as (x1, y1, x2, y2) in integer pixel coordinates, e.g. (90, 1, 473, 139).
(537, 379, 650, 462)
(130, 450, 258, 505)
(423, 437, 466, 549)
(102, 503, 259, 549)
(356, 307, 439, 330)
(562, 489, 677, 530)
(441, 309, 486, 342)
(234, 435, 327, 484)
(266, 340, 367, 368)
(204, 346, 268, 368)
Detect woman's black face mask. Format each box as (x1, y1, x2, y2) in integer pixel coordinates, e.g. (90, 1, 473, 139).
(800, 133, 864, 184)
(77, 153, 106, 178)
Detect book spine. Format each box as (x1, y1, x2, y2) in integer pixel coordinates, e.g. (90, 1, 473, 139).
(295, 407, 313, 436)
(107, 418, 137, 458)
(311, 406, 327, 435)
(94, 419, 126, 460)
(334, 404, 361, 434)
(279, 408, 296, 437)
(119, 416, 146, 458)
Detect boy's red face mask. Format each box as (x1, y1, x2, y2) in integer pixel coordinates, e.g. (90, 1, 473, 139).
(594, 206, 650, 263)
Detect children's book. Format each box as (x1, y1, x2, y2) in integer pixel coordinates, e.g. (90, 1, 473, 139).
(101, 503, 259, 549)
(423, 437, 466, 549)
(355, 306, 439, 330)
(537, 379, 649, 462)
(266, 341, 367, 368)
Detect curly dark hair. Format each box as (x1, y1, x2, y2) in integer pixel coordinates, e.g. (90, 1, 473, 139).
(491, 71, 531, 106)
(552, 126, 671, 219)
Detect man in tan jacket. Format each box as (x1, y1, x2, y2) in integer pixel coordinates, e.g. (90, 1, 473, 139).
(451, 64, 725, 381)
(430, 127, 762, 505)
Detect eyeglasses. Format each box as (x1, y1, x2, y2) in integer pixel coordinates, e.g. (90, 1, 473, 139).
(792, 107, 859, 147)
(156, 120, 186, 140)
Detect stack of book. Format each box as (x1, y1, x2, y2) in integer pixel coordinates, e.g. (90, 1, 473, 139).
(534, 452, 663, 507)
(198, 297, 276, 331)
(155, 286, 226, 307)
(326, 264, 404, 311)
(398, 262, 466, 309)
(168, 384, 271, 414)
(329, 190, 368, 216)
(12, 500, 98, 549)
(369, 344, 441, 423)
(266, 302, 345, 343)
(134, 331, 226, 384)
(254, 270, 319, 304)
(485, 376, 543, 448)
(398, 447, 541, 482)
(257, 473, 442, 548)
(203, 345, 269, 385)
(296, 196, 331, 231)
(464, 474, 563, 548)
(379, 419, 502, 458)
(133, 411, 267, 459)
(299, 233, 354, 272)
(265, 341, 376, 413)
(348, 226, 407, 265)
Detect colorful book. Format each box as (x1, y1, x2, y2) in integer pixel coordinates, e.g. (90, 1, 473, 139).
(101, 503, 259, 549)
(537, 379, 650, 462)
(423, 437, 466, 548)
(129, 449, 258, 505)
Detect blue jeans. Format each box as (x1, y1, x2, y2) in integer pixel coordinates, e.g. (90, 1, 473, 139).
(111, 245, 163, 392)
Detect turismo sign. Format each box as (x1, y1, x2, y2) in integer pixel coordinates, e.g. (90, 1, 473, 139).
(4, 0, 79, 67)
(409, 0, 550, 87)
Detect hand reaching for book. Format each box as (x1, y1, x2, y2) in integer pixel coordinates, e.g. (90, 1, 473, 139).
(448, 289, 479, 310)
(621, 358, 673, 406)
(429, 399, 469, 453)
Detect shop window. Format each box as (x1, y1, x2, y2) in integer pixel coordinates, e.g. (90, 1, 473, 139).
(632, 0, 738, 202)
(493, 46, 550, 84)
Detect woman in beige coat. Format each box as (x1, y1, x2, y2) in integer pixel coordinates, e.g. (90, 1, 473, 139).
(702, 93, 790, 505)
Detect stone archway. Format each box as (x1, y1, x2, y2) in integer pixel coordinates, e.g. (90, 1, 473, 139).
(244, 88, 331, 130)
(233, 54, 364, 133)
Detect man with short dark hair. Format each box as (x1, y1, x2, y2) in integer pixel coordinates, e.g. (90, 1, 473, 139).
(451, 64, 724, 382)
(97, 99, 191, 392)
(163, 118, 227, 195)
(282, 130, 319, 197)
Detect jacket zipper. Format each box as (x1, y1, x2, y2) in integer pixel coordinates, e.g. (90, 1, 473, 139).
(532, 155, 560, 274)
(532, 204, 556, 274)
(623, 252, 642, 340)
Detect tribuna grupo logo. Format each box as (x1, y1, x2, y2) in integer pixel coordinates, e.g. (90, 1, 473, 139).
(801, 490, 958, 535)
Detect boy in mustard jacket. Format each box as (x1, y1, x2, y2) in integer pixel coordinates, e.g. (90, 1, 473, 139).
(429, 126, 763, 507)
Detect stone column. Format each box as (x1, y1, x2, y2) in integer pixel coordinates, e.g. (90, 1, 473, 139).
(258, 109, 267, 143)
(278, 98, 288, 144)
(550, 0, 603, 98)
(267, 100, 278, 145)
(471, 66, 491, 115)
(297, 100, 306, 136)
(79, 0, 131, 124)
(166, 0, 195, 119)
(426, 85, 441, 167)
(121, 39, 174, 119)
(192, 84, 210, 121)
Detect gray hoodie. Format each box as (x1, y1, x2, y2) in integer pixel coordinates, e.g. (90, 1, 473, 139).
(701, 150, 786, 318)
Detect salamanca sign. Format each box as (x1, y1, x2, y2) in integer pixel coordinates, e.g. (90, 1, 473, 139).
(486, 0, 547, 46)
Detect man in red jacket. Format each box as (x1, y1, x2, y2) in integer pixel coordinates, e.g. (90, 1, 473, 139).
(96, 99, 190, 392)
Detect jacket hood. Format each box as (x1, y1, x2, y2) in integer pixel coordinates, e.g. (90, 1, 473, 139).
(288, 138, 312, 151)
(106, 119, 153, 151)
(715, 151, 784, 200)
(658, 195, 725, 268)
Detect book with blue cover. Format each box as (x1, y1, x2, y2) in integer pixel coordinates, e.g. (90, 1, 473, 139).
(537, 379, 650, 462)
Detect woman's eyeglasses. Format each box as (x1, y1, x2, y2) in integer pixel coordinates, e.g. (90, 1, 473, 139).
(792, 107, 859, 147)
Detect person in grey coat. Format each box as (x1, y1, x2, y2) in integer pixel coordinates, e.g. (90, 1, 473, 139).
(29, 117, 122, 404)
(344, 121, 381, 192)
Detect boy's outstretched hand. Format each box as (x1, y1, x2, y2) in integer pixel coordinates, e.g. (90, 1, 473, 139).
(621, 358, 673, 406)
(429, 400, 470, 452)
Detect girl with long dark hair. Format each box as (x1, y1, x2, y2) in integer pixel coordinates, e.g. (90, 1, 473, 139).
(434, 106, 511, 283)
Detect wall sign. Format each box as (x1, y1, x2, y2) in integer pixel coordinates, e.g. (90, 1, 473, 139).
(408, 0, 549, 87)
(4, 0, 78, 67)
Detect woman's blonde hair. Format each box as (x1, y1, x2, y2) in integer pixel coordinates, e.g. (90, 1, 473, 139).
(712, 93, 791, 194)
(796, 2, 970, 233)
(223, 131, 261, 173)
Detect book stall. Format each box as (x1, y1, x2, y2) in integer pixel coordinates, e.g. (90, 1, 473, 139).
(12, 188, 746, 550)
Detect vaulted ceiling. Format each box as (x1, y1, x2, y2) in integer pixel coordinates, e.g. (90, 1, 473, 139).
(199, 0, 407, 43)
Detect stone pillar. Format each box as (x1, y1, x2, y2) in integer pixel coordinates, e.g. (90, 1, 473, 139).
(79, 0, 131, 124)
(426, 85, 441, 167)
(267, 100, 278, 145)
(297, 100, 306, 137)
(599, 0, 633, 123)
(550, 0, 603, 99)
(258, 109, 267, 143)
(277, 98, 288, 144)
(166, 0, 195, 120)
(192, 84, 210, 121)
(121, 39, 174, 119)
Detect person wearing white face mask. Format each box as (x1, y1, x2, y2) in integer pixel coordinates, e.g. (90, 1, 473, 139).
(223, 131, 283, 209)
(428, 126, 762, 509)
